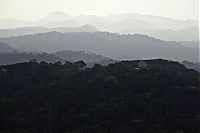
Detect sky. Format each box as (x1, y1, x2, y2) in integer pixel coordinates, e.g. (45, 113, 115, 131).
(0, 0, 199, 21)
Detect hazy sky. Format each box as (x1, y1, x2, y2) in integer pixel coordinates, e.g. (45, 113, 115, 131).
(0, 0, 199, 21)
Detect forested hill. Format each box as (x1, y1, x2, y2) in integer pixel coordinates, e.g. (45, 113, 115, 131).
(0, 52, 64, 65)
(0, 59, 199, 132)
(0, 32, 198, 62)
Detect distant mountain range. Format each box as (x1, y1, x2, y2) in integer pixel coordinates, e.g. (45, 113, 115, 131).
(0, 25, 198, 41)
(0, 25, 97, 38)
(38, 11, 72, 24)
(123, 27, 199, 41)
(0, 41, 198, 71)
(0, 11, 198, 41)
(0, 11, 198, 63)
(179, 40, 199, 48)
(73, 13, 198, 31)
(0, 32, 198, 62)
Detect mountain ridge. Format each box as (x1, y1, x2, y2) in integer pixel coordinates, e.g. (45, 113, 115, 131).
(0, 25, 97, 38)
(0, 31, 197, 62)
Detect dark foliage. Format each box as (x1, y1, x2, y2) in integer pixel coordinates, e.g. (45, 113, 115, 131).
(0, 59, 199, 133)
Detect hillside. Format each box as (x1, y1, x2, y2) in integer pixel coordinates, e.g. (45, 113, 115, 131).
(123, 27, 199, 41)
(179, 40, 199, 48)
(0, 32, 198, 62)
(0, 42, 15, 53)
(0, 12, 198, 41)
(54, 50, 109, 62)
(0, 50, 112, 66)
(0, 25, 97, 38)
(0, 59, 199, 132)
(0, 52, 63, 65)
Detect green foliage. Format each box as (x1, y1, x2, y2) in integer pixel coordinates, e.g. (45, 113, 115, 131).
(138, 60, 148, 69)
(0, 67, 7, 75)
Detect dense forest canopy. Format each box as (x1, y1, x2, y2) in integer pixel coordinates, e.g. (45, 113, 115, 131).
(0, 59, 199, 133)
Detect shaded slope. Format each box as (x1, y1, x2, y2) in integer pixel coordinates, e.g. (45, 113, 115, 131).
(0, 32, 197, 62)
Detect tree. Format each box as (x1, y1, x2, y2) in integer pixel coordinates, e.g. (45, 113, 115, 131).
(0, 67, 7, 75)
(29, 59, 38, 63)
(74, 60, 87, 69)
(138, 61, 148, 69)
